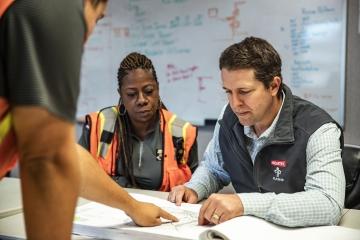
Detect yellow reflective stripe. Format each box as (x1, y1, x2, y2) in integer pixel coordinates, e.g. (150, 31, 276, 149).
(181, 122, 190, 164)
(0, 112, 12, 143)
(96, 113, 106, 156)
(168, 113, 190, 165)
(168, 114, 177, 135)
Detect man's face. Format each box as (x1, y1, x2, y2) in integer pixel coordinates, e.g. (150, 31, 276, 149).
(221, 68, 279, 129)
(83, 0, 108, 41)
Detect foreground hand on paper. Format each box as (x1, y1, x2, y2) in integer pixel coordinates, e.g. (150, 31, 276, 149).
(198, 194, 244, 225)
(127, 200, 179, 226)
(167, 185, 198, 206)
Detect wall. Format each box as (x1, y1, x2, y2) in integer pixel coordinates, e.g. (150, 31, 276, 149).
(78, 0, 347, 126)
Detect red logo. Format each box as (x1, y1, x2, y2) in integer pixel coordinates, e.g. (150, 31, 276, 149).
(271, 160, 287, 168)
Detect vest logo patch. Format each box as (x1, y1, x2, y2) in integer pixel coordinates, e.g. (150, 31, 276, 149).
(271, 160, 287, 182)
(271, 160, 287, 168)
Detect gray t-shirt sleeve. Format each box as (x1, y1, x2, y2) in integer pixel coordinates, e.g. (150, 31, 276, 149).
(0, 0, 86, 122)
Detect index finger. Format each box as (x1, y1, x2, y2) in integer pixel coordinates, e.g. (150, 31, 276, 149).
(198, 198, 211, 225)
(160, 208, 179, 222)
(175, 190, 185, 206)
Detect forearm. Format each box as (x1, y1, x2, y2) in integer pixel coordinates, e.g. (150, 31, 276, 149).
(185, 165, 223, 201)
(13, 107, 81, 240)
(185, 112, 230, 201)
(76, 144, 137, 214)
(187, 120, 230, 200)
(185, 138, 230, 201)
(20, 144, 80, 240)
(77, 147, 179, 227)
(239, 190, 342, 227)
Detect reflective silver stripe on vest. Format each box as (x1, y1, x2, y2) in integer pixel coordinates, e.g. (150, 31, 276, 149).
(170, 116, 187, 138)
(99, 107, 118, 158)
(170, 115, 189, 164)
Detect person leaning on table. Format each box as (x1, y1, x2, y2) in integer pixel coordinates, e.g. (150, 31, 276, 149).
(0, 1, 177, 239)
(168, 36, 345, 228)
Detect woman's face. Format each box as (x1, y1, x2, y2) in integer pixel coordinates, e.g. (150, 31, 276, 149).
(120, 68, 160, 124)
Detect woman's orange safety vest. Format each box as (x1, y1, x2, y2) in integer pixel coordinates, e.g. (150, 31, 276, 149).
(86, 107, 197, 191)
(0, 0, 17, 179)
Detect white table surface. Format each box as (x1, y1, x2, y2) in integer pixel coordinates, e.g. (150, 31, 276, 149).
(0, 177, 359, 239)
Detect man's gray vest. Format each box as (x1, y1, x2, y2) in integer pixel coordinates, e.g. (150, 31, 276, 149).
(218, 85, 343, 194)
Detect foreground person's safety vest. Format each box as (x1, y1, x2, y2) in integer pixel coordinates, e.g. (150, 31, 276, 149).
(0, 0, 17, 179)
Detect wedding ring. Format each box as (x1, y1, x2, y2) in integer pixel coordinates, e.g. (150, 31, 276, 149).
(212, 213, 220, 220)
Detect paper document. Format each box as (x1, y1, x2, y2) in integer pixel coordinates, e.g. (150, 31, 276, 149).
(73, 193, 205, 240)
(73, 193, 360, 240)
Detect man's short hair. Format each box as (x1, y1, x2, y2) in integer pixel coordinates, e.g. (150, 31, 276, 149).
(219, 36, 283, 93)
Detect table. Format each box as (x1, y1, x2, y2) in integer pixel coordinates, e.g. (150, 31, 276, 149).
(0, 178, 359, 239)
(0, 177, 22, 218)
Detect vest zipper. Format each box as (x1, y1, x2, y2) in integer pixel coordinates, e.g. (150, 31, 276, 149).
(220, 121, 255, 187)
(253, 156, 262, 193)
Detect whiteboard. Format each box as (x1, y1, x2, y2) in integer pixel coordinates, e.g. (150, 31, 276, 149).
(78, 0, 346, 126)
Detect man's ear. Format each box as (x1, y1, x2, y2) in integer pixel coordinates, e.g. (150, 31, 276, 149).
(270, 76, 281, 97)
(90, 0, 108, 7)
(83, 0, 107, 42)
